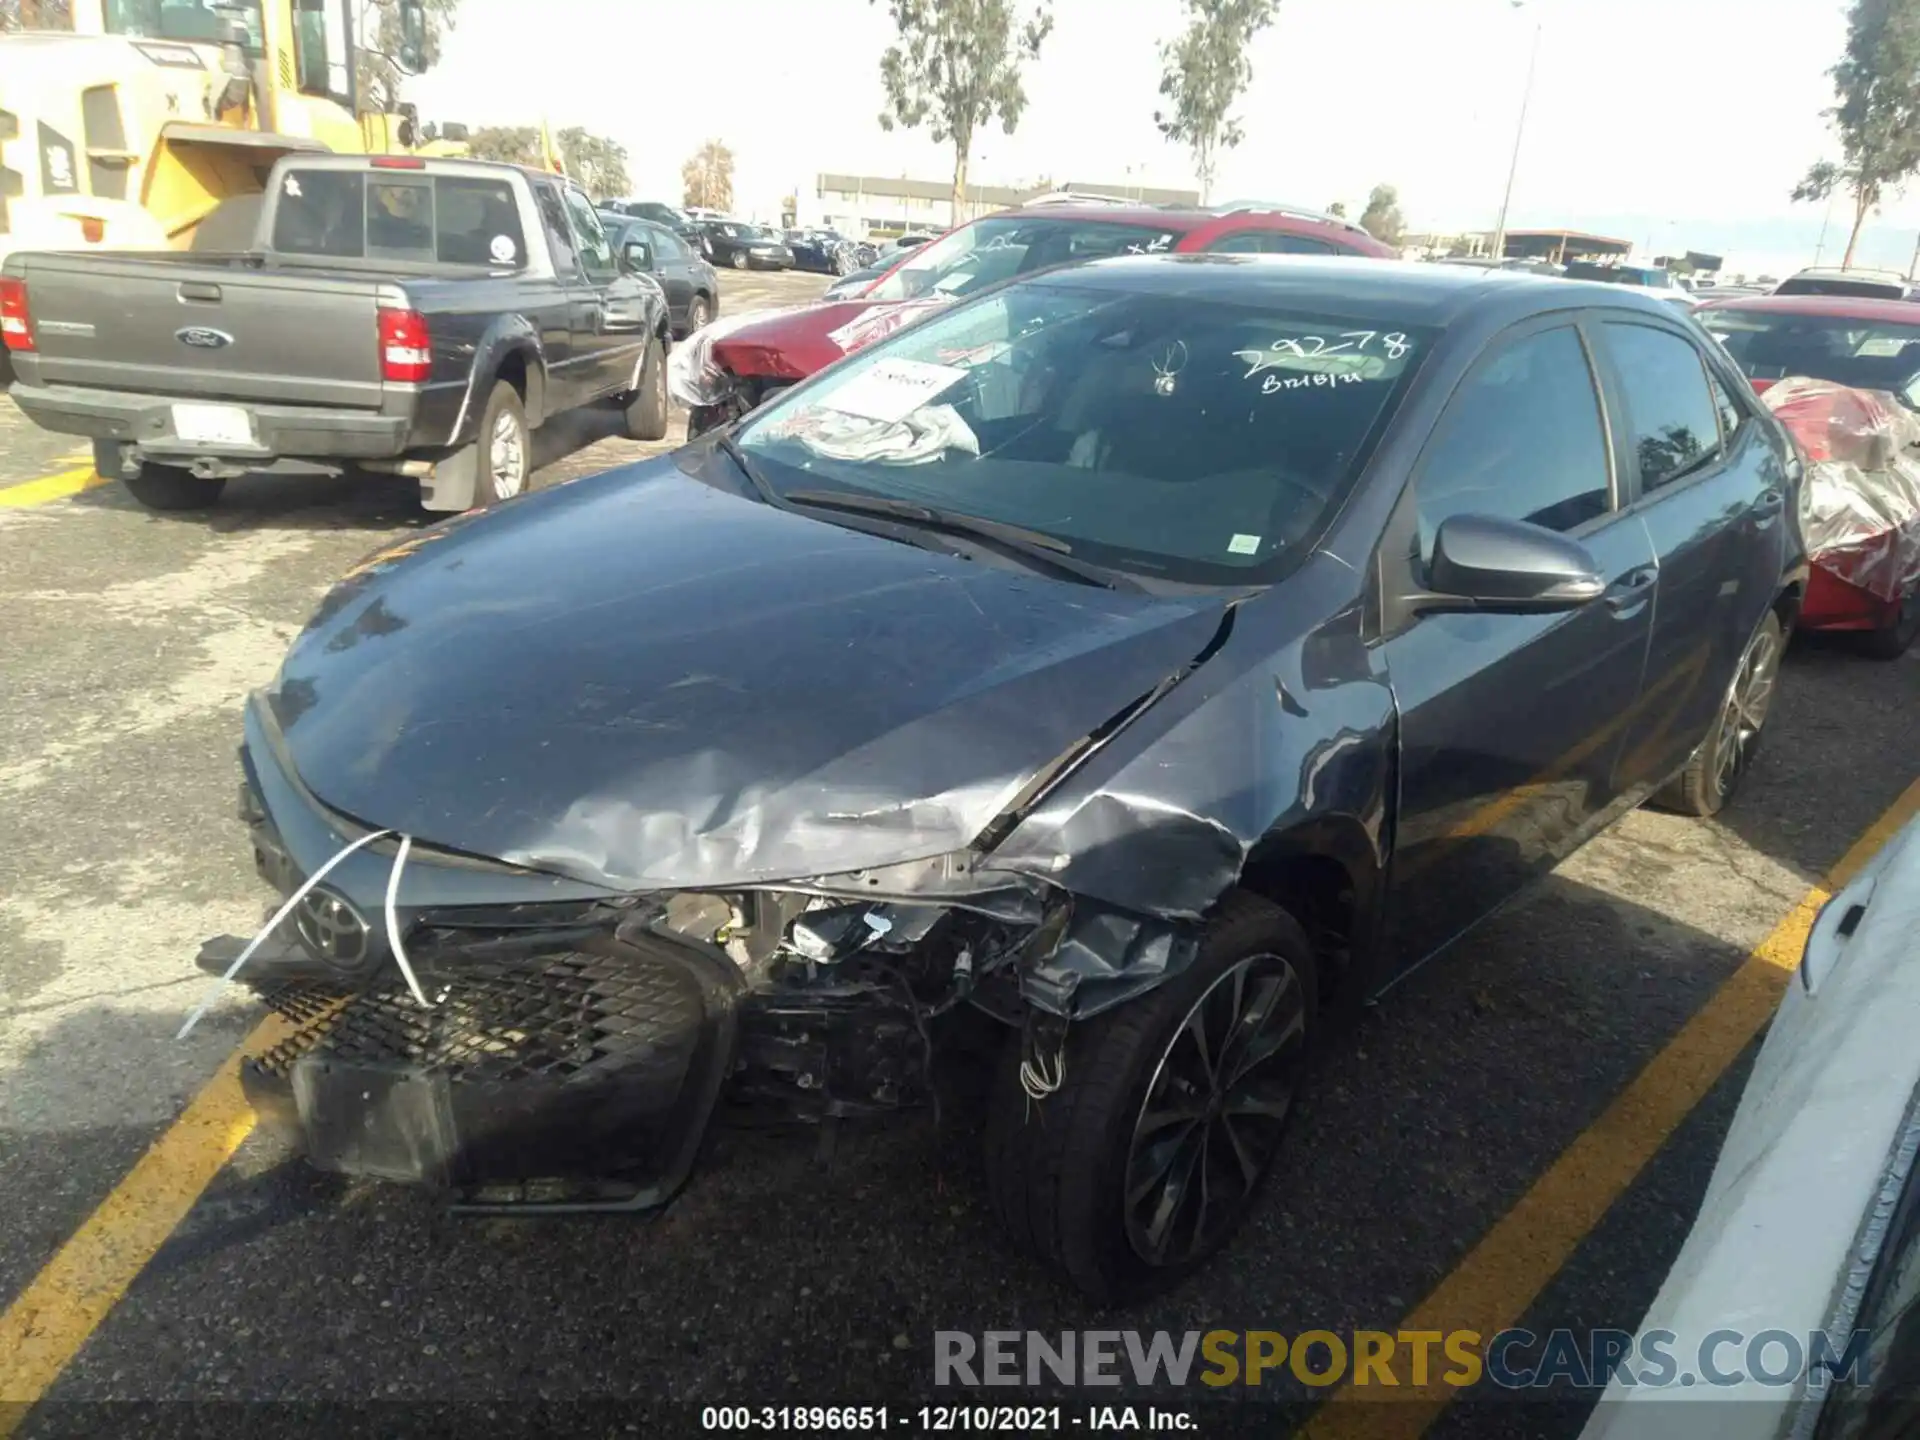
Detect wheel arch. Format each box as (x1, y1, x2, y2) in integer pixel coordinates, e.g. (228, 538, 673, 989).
(1233, 813, 1387, 1014)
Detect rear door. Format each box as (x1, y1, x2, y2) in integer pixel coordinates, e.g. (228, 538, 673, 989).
(1590, 315, 1790, 795)
(1379, 317, 1660, 974)
(639, 223, 696, 327)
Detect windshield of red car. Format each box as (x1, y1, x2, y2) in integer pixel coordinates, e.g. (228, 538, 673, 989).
(1698, 307, 1920, 404)
(735, 278, 1429, 585)
(864, 216, 1188, 304)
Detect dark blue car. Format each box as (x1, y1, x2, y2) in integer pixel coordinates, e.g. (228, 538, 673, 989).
(203, 255, 1807, 1302)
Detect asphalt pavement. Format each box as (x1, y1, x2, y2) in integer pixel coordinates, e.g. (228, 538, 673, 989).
(0, 265, 1917, 1440)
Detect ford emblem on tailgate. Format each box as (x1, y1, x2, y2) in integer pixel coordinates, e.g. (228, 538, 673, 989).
(175, 326, 234, 349)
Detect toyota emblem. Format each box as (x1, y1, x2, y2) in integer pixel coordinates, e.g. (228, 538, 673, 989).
(293, 887, 370, 966)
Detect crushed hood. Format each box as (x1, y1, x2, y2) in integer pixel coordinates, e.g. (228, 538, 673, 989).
(266, 460, 1227, 892)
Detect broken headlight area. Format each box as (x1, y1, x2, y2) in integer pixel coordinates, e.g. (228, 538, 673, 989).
(206, 865, 1081, 1209)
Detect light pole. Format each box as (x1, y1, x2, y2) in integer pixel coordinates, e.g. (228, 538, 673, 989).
(1491, 0, 1543, 264)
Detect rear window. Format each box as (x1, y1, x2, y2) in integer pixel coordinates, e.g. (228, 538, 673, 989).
(270, 168, 528, 267)
(1698, 306, 1920, 403)
(1774, 275, 1909, 300)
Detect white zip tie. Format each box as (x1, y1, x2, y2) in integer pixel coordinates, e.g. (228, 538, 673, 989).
(382, 833, 434, 1010)
(177, 827, 394, 1040)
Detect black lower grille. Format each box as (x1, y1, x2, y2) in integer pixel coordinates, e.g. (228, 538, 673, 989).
(249, 945, 706, 1085)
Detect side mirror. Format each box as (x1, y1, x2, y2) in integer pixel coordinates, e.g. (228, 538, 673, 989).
(622, 239, 654, 273)
(396, 0, 428, 72)
(1418, 513, 1606, 614)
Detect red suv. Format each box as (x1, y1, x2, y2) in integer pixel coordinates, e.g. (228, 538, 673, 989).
(682, 200, 1398, 434)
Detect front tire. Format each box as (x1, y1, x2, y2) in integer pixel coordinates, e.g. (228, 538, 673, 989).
(685, 294, 712, 333)
(622, 335, 671, 442)
(984, 891, 1317, 1303)
(731, 250, 750, 270)
(1859, 585, 1920, 660)
(1653, 609, 1784, 816)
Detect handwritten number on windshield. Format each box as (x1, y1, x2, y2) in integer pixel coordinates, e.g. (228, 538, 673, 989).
(1236, 330, 1410, 378)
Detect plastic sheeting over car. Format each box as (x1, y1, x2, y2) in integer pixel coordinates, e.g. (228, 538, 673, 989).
(1762, 376, 1920, 602)
(666, 296, 958, 409)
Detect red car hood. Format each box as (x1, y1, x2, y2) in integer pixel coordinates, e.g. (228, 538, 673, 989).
(708, 296, 953, 379)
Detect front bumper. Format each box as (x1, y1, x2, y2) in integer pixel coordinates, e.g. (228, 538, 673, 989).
(9, 380, 412, 466)
(218, 928, 743, 1208)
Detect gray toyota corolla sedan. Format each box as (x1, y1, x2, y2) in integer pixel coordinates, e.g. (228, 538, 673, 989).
(196, 255, 1809, 1302)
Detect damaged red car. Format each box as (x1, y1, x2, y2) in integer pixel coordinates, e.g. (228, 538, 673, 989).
(670, 199, 1399, 436)
(194, 258, 1806, 1302)
(1696, 295, 1920, 657)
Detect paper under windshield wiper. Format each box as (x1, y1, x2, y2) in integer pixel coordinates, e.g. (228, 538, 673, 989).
(782, 488, 1136, 590)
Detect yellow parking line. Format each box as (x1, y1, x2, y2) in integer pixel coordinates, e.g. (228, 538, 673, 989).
(0, 465, 108, 509)
(1302, 772, 1920, 1440)
(0, 1014, 285, 1428)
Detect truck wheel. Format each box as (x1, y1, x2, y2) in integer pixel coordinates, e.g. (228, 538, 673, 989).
(473, 380, 530, 506)
(118, 459, 226, 511)
(622, 336, 670, 442)
(1652, 609, 1783, 817)
(1858, 586, 1920, 660)
(984, 891, 1317, 1303)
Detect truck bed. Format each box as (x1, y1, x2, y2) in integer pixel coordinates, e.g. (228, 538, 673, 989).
(11, 250, 401, 409)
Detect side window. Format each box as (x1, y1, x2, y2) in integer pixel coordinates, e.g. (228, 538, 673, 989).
(650, 228, 687, 262)
(563, 188, 615, 281)
(1812, 1163, 1920, 1440)
(1602, 322, 1724, 494)
(1414, 325, 1613, 557)
(1205, 230, 1336, 255)
(533, 182, 575, 275)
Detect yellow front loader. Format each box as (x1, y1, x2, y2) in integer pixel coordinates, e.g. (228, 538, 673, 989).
(0, 0, 437, 263)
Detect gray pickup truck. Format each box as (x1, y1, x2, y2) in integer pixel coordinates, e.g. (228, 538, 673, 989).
(1, 154, 676, 512)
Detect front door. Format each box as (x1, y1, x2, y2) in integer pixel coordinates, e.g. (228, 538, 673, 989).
(562, 186, 648, 397)
(1379, 319, 1658, 975)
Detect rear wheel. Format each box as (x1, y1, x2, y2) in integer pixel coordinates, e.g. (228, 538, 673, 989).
(685, 294, 712, 333)
(984, 891, 1316, 1303)
(1859, 585, 1920, 660)
(622, 335, 671, 442)
(1653, 609, 1784, 817)
(472, 381, 529, 507)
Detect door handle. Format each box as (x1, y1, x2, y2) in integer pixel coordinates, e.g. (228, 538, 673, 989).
(1752, 487, 1785, 529)
(1603, 566, 1657, 614)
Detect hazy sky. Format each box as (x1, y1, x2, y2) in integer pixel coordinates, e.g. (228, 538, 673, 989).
(410, 0, 1910, 278)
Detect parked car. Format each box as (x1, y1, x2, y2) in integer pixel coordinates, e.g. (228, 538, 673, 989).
(1772, 266, 1914, 301)
(678, 199, 1400, 434)
(823, 249, 919, 301)
(194, 257, 1804, 1302)
(699, 221, 795, 271)
(1580, 809, 1920, 1440)
(784, 228, 868, 276)
(1560, 260, 1698, 309)
(608, 200, 713, 259)
(602, 215, 720, 337)
(1, 155, 674, 513)
(1696, 294, 1920, 656)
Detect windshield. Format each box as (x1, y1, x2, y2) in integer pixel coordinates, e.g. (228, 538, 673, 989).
(1698, 307, 1920, 405)
(865, 215, 1186, 304)
(105, 0, 263, 48)
(734, 278, 1428, 585)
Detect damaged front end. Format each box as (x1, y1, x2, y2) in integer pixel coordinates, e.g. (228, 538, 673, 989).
(208, 731, 1196, 1211)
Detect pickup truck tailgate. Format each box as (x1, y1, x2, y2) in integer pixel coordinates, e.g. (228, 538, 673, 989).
(18, 254, 390, 408)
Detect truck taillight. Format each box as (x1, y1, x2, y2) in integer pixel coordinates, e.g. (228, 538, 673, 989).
(0, 277, 32, 352)
(378, 307, 431, 383)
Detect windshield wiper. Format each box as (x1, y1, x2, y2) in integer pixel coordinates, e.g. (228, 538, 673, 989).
(783, 488, 1138, 591)
(714, 431, 781, 507)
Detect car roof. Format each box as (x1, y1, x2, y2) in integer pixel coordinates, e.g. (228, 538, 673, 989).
(1034, 252, 1680, 324)
(1696, 293, 1920, 322)
(1789, 265, 1909, 283)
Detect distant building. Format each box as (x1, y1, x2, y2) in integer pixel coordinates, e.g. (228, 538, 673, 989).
(809, 173, 1201, 237)
(1500, 229, 1634, 264)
